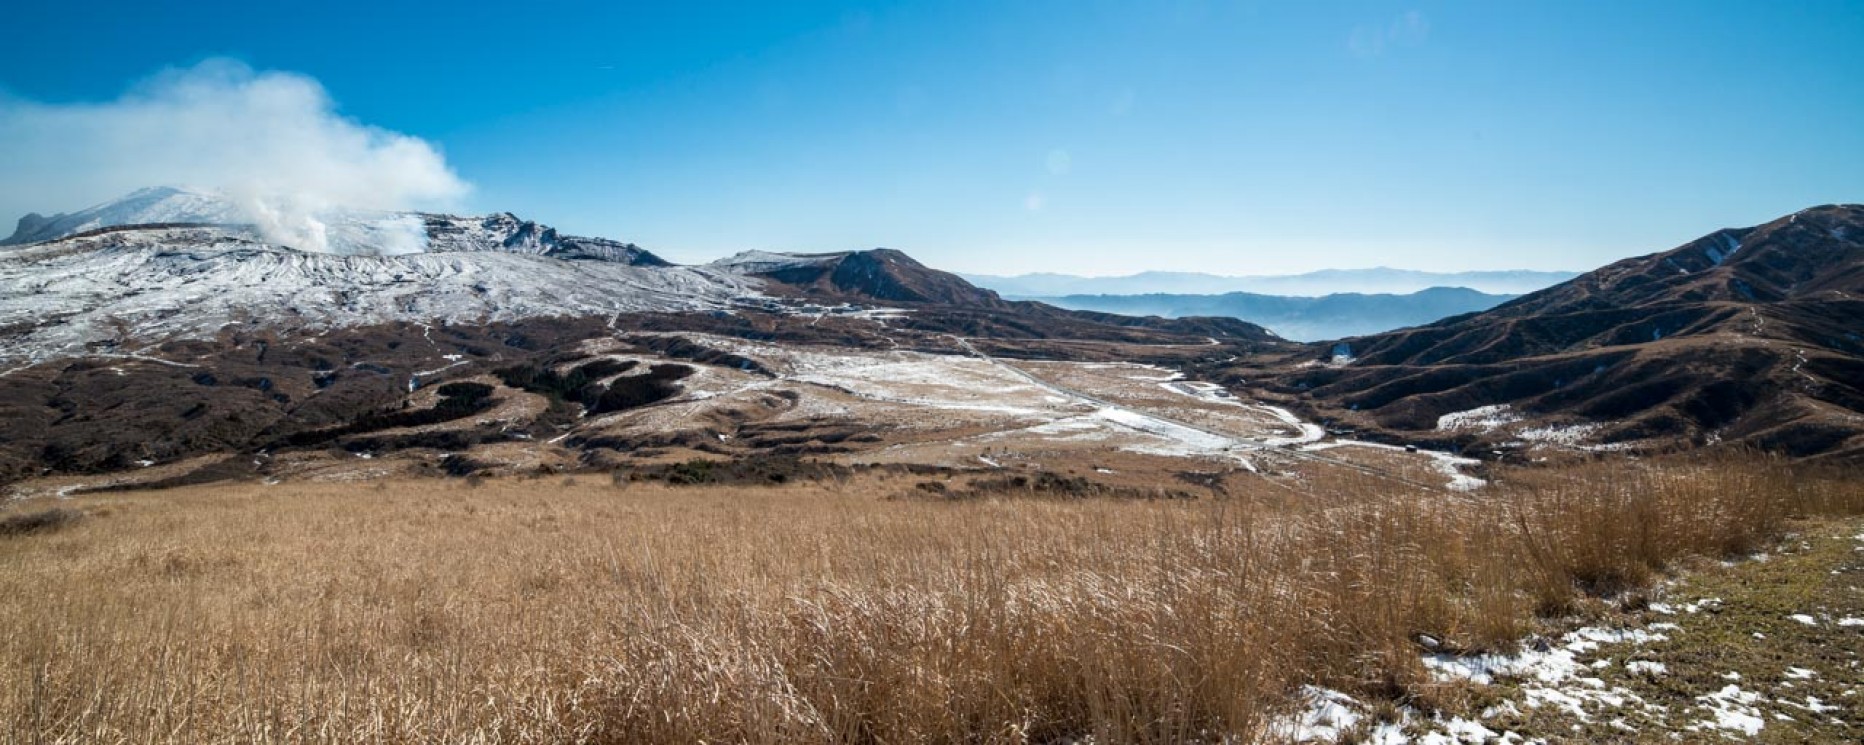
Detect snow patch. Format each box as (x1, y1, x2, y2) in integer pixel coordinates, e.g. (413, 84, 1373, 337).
(1625, 660, 1667, 676)
(1692, 685, 1765, 737)
(1266, 686, 1509, 744)
(1436, 404, 1522, 433)
(1518, 422, 1615, 449)
(1329, 342, 1355, 365)
(1703, 232, 1743, 266)
(1425, 626, 1667, 722)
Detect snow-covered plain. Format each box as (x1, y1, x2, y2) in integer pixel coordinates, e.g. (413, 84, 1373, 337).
(627, 333, 1484, 489)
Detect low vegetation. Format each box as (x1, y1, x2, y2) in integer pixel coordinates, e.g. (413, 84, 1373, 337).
(0, 506, 80, 537)
(0, 455, 1856, 742)
(268, 380, 500, 449)
(497, 358, 695, 423)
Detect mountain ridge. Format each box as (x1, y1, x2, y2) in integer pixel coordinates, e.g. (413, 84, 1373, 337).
(1030, 286, 1517, 341)
(1219, 204, 1864, 462)
(2, 186, 244, 246)
(0, 189, 1281, 370)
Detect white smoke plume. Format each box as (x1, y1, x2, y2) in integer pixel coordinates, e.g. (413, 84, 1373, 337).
(0, 59, 469, 253)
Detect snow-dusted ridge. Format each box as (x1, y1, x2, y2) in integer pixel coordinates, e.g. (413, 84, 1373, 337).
(1, 187, 244, 247)
(0, 188, 797, 366)
(706, 250, 853, 272)
(4, 187, 668, 262)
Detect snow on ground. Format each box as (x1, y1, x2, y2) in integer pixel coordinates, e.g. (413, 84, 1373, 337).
(1433, 406, 1638, 456)
(1625, 660, 1667, 676)
(1256, 404, 1328, 446)
(1436, 404, 1524, 433)
(1270, 623, 1680, 742)
(1329, 342, 1355, 365)
(1072, 361, 1183, 381)
(1424, 626, 1670, 687)
(1156, 380, 1325, 446)
(1302, 439, 1486, 491)
(1518, 423, 1604, 446)
(1691, 685, 1765, 737)
(640, 333, 1347, 469)
(1093, 406, 1238, 456)
(1268, 686, 1507, 744)
(786, 352, 1058, 417)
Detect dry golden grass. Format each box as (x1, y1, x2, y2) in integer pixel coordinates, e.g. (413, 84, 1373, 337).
(0, 456, 1856, 743)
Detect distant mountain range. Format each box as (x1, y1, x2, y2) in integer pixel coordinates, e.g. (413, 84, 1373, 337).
(1031, 287, 1516, 342)
(963, 267, 1578, 298)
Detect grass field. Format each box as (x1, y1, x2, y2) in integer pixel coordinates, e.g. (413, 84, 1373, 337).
(1, 457, 1856, 743)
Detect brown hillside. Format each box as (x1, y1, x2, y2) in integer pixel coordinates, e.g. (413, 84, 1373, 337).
(1217, 205, 1864, 461)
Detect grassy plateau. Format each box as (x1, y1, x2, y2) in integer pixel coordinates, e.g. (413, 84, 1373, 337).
(0, 456, 1857, 743)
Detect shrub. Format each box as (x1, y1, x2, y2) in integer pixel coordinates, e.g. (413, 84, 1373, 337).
(0, 507, 82, 537)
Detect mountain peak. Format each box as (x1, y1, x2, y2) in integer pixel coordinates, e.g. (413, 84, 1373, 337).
(710, 247, 1001, 305)
(1, 187, 673, 265)
(1, 186, 243, 246)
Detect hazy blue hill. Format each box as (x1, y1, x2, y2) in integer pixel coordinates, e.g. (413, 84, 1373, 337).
(964, 267, 1576, 298)
(1032, 286, 1516, 341)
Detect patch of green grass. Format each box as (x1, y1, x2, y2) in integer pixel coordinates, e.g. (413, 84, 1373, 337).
(1442, 518, 1864, 743)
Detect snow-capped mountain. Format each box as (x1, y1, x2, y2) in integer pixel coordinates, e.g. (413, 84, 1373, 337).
(1, 186, 245, 246)
(421, 212, 671, 265)
(0, 224, 764, 367)
(2, 187, 675, 265)
(0, 189, 771, 366)
(0, 188, 1271, 370)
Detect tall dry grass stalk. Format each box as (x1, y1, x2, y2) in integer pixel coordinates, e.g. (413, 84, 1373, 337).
(0, 455, 1855, 743)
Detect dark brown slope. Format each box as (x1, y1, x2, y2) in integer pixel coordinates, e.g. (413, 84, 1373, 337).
(1341, 205, 1862, 366)
(740, 248, 1011, 306)
(1220, 205, 1864, 461)
(745, 248, 1283, 343)
(0, 243, 1280, 486)
(0, 307, 1267, 487)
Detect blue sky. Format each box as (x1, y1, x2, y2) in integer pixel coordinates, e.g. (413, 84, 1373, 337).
(1, 1, 1860, 274)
